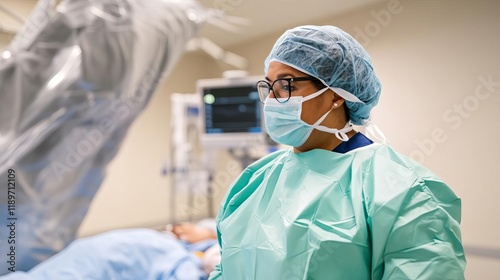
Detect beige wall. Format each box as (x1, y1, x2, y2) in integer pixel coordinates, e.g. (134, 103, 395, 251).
(0, 0, 32, 48)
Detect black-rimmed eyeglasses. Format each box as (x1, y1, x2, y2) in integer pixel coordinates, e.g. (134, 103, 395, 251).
(256, 76, 321, 103)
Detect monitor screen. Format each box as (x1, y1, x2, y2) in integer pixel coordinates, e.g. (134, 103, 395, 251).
(197, 76, 265, 148)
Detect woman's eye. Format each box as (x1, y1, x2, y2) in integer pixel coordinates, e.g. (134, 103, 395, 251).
(276, 88, 288, 97)
(283, 84, 297, 92)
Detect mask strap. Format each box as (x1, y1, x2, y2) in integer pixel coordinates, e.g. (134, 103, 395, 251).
(302, 87, 329, 102)
(308, 99, 353, 142)
(300, 86, 355, 142)
(331, 87, 364, 103)
(363, 120, 387, 144)
(314, 121, 352, 142)
(310, 106, 332, 127)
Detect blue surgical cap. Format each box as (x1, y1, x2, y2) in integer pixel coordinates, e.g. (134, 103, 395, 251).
(264, 25, 381, 125)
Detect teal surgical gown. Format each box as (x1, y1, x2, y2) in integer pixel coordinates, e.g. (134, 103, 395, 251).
(208, 144, 465, 279)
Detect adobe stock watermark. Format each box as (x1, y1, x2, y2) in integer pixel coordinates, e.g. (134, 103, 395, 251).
(212, 0, 243, 13)
(409, 74, 499, 163)
(10, 0, 51, 50)
(353, 0, 410, 47)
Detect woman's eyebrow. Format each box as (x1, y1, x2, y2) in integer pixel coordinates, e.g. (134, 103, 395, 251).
(277, 73, 295, 79)
(265, 73, 296, 82)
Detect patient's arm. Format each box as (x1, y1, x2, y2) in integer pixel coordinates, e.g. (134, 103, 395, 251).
(169, 222, 217, 244)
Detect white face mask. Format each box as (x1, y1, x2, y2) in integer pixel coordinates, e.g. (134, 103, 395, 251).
(263, 87, 353, 147)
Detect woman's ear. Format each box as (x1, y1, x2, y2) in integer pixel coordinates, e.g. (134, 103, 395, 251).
(331, 91, 345, 109)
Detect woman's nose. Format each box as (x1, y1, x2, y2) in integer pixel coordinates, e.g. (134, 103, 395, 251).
(269, 88, 277, 99)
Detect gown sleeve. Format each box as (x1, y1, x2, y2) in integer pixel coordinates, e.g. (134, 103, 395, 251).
(208, 150, 287, 280)
(366, 156, 466, 280)
(207, 191, 226, 280)
(207, 244, 223, 279)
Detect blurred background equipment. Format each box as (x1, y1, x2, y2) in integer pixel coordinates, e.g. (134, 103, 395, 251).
(0, 0, 243, 274)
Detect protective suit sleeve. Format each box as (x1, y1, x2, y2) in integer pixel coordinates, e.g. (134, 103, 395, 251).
(373, 177, 466, 280)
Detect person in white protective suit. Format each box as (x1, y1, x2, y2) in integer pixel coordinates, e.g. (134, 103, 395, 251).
(0, 0, 213, 275)
(208, 25, 466, 280)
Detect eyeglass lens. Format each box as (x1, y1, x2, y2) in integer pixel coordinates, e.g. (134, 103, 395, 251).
(257, 79, 291, 103)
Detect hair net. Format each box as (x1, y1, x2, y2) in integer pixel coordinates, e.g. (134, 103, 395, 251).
(264, 25, 381, 125)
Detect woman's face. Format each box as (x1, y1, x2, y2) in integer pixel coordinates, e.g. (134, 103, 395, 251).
(266, 61, 349, 151)
(266, 62, 333, 125)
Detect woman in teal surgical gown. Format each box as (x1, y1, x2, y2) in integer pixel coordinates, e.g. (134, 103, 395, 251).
(208, 25, 466, 280)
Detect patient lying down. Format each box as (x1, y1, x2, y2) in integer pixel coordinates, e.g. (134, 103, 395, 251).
(168, 219, 220, 276)
(0, 219, 220, 280)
